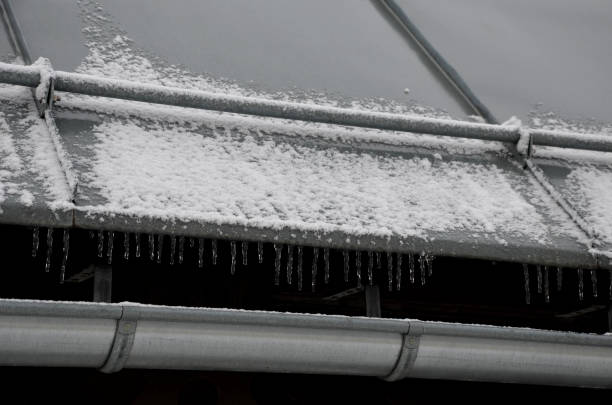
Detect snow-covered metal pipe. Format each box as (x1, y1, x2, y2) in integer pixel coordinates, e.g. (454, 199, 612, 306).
(1, 61, 611, 152)
(0, 299, 611, 388)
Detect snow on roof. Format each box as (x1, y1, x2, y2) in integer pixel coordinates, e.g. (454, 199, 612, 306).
(1, 2, 611, 268)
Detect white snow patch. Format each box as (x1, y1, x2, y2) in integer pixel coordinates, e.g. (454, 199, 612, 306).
(77, 118, 554, 243)
(565, 167, 612, 245)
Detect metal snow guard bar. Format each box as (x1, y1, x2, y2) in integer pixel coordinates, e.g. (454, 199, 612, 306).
(1, 61, 612, 152)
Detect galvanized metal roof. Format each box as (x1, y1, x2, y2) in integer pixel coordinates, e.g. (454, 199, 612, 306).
(1, 0, 612, 272)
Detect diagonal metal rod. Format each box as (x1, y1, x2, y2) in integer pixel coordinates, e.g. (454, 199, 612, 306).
(377, 0, 498, 124)
(1, 61, 612, 153)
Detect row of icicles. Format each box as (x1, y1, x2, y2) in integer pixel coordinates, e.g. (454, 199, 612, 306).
(522, 264, 612, 304)
(30, 227, 435, 291)
(31, 227, 612, 302)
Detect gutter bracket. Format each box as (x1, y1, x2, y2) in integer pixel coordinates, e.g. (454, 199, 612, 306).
(99, 305, 139, 374)
(32, 57, 55, 117)
(384, 323, 423, 381)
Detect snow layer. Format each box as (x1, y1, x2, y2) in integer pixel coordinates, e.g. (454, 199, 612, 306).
(564, 166, 612, 245)
(58, 113, 581, 245)
(0, 84, 72, 211)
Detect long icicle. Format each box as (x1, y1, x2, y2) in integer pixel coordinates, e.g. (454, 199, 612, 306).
(230, 241, 237, 275)
(343, 250, 350, 283)
(169, 236, 176, 265)
(367, 251, 374, 285)
(523, 264, 531, 305)
(45, 228, 54, 272)
(543, 266, 550, 303)
(123, 232, 130, 260)
(211, 240, 217, 265)
(396, 253, 402, 291)
(59, 229, 69, 283)
(297, 246, 303, 291)
(387, 252, 393, 292)
(312, 247, 319, 292)
(98, 230, 104, 258)
(257, 242, 264, 264)
(324, 248, 330, 284)
(591, 269, 598, 298)
(107, 231, 114, 264)
(286, 245, 294, 285)
(355, 251, 362, 287)
(32, 226, 39, 258)
(273, 243, 282, 286)
(156, 234, 163, 264)
(178, 236, 185, 264)
(198, 238, 204, 268)
(409, 254, 415, 284)
(148, 234, 154, 261)
(135, 233, 141, 258)
(578, 268, 584, 301)
(419, 253, 426, 286)
(556, 267, 562, 292)
(241, 241, 248, 266)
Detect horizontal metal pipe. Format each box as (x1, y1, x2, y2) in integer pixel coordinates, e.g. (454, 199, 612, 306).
(0, 299, 611, 388)
(1, 61, 611, 151)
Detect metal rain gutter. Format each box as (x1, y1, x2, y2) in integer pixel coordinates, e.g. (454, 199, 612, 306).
(1, 61, 612, 153)
(0, 299, 611, 388)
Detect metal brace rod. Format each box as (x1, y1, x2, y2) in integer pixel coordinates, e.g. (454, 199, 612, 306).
(1, 61, 612, 153)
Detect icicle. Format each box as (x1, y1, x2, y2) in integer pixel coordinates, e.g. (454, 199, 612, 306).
(556, 267, 562, 292)
(312, 247, 319, 292)
(543, 266, 550, 303)
(591, 269, 598, 298)
(107, 231, 114, 264)
(367, 251, 374, 285)
(198, 238, 204, 268)
(189, 237, 195, 249)
(419, 253, 426, 286)
(178, 236, 185, 264)
(409, 254, 415, 284)
(387, 252, 393, 292)
(211, 240, 217, 265)
(297, 246, 303, 291)
(375, 251, 381, 269)
(343, 250, 350, 283)
(60, 229, 69, 283)
(425, 254, 434, 277)
(396, 253, 402, 291)
(578, 268, 584, 301)
(32, 227, 39, 258)
(273, 243, 282, 285)
(149, 234, 155, 261)
(135, 233, 141, 258)
(536, 265, 542, 293)
(97, 230, 104, 258)
(355, 251, 362, 287)
(89, 230, 95, 239)
(241, 241, 248, 266)
(156, 234, 163, 264)
(609, 270, 612, 300)
(286, 245, 294, 285)
(258, 242, 264, 264)
(324, 248, 330, 284)
(169, 236, 176, 265)
(123, 233, 130, 260)
(45, 228, 53, 273)
(523, 264, 531, 305)
(230, 241, 237, 275)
